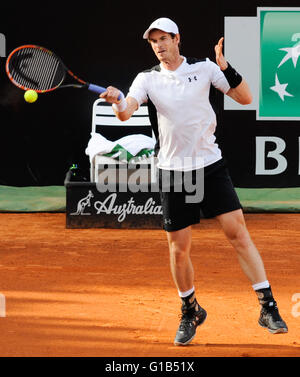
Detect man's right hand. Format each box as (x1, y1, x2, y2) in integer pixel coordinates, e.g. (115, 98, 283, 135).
(100, 86, 122, 104)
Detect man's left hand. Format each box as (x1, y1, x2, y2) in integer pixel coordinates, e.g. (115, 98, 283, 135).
(215, 37, 228, 71)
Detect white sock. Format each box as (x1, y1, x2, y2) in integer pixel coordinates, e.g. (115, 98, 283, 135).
(178, 287, 195, 298)
(252, 280, 270, 291)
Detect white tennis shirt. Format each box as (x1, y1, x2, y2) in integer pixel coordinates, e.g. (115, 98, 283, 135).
(127, 57, 230, 171)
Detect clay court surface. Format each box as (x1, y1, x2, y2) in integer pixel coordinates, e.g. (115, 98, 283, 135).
(0, 212, 299, 357)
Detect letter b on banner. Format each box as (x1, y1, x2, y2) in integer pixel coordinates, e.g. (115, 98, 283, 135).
(256, 137, 287, 175)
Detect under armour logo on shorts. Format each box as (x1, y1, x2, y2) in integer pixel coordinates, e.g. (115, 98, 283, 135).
(165, 219, 172, 225)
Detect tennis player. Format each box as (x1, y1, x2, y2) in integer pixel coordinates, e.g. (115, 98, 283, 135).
(101, 18, 288, 346)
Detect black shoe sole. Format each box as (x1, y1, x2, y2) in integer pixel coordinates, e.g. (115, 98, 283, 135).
(174, 333, 197, 346)
(258, 320, 288, 334)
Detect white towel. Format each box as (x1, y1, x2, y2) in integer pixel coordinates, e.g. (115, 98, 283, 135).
(86, 132, 155, 163)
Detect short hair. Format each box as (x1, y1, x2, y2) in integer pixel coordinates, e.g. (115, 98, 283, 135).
(170, 33, 182, 50)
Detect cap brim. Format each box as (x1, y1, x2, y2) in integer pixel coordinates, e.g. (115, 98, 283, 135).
(143, 28, 152, 39)
(143, 27, 179, 39)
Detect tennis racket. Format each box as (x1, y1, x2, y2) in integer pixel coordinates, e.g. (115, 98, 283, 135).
(5, 44, 121, 98)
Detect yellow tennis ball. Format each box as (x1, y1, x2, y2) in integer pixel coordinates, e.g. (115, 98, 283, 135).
(24, 90, 38, 103)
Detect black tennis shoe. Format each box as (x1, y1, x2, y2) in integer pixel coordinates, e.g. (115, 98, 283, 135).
(255, 287, 288, 334)
(174, 306, 207, 346)
(258, 301, 288, 334)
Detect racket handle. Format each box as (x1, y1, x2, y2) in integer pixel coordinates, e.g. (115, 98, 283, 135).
(87, 84, 122, 100)
(87, 84, 107, 94)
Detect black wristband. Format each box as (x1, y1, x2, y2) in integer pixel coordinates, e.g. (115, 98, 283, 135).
(223, 62, 243, 88)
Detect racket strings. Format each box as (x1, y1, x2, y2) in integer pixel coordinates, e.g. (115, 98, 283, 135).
(9, 47, 65, 91)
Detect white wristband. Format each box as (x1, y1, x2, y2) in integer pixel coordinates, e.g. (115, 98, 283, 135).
(112, 92, 127, 113)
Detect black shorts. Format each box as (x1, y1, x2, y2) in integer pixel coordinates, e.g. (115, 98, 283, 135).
(159, 159, 242, 232)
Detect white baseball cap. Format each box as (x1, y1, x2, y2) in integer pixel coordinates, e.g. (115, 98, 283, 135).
(143, 18, 179, 39)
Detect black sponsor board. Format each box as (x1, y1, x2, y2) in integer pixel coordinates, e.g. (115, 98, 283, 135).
(64, 166, 163, 229)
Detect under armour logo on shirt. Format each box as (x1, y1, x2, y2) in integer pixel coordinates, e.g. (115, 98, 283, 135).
(188, 76, 198, 82)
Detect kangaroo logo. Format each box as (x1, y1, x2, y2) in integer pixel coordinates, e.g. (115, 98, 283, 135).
(71, 190, 94, 216)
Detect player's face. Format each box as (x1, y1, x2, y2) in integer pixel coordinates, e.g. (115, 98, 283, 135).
(148, 30, 180, 63)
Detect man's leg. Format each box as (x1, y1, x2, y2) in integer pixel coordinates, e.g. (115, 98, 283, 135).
(217, 209, 288, 334)
(166, 226, 194, 293)
(167, 227, 207, 346)
(216, 209, 267, 284)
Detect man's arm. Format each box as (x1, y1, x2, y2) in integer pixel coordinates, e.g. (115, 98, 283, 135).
(215, 37, 252, 105)
(226, 80, 252, 105)
(100, 86, 139, 121)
